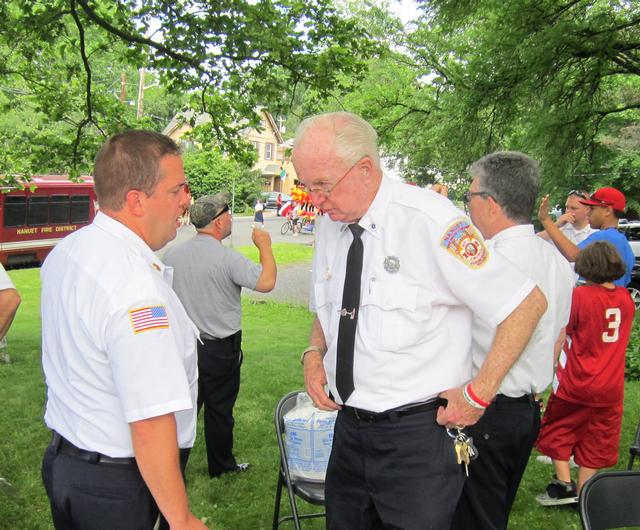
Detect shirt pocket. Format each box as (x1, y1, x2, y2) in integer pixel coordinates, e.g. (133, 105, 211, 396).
(360, 279, 423, 352)
(313, 277, 341, 342)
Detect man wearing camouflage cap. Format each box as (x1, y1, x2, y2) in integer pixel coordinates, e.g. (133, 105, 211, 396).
(164, 191, 276, 477)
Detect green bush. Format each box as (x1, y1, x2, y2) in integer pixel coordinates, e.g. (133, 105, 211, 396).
(626, 315, 640, 380)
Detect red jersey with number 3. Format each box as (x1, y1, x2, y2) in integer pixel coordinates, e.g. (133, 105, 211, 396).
(555, 285, 635, 407)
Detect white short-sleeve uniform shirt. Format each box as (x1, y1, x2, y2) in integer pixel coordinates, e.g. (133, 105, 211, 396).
(41, 212, 199, 457)
(471, 225, 574, 396)
(0, 263, 15, 290)
(310, 178, 536, 412)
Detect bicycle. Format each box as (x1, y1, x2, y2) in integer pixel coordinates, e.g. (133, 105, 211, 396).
(280, 219, 293, 235)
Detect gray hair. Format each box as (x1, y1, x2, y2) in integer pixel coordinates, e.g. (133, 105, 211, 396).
(470, 151, 540, 224)
(94, 130, 181, 210)
(293, 112, 381, 168)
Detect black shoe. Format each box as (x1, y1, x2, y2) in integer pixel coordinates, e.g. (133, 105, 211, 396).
(535, 477, 578, 506)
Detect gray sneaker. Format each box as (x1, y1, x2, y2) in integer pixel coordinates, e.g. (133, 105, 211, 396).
(535, 455, 578, 468)
(536, 477, 578, 506)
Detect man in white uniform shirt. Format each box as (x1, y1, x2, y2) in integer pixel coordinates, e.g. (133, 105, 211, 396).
(538, 190, 597, 245)
(292, 112, 547, 530)
(451, 152, 574, 530)
(40, 131, 207, 530)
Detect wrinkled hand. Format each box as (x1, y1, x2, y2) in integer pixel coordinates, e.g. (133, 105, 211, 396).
(557, 212, 575, 227)
(538, 195, 552, 223)
(252, 228, 272, 249)
(430, 183, 449, 197)
(303, 351, 340, 411)
(436, 387, 485, 428)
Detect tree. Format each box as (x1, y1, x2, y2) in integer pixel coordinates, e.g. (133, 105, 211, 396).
(0, 0, 376, 179)
(321, 0, 640, 206)
(182, 148, 262, 212)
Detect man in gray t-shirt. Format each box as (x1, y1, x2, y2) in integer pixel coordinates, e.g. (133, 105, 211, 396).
(164, 191, 276, 477)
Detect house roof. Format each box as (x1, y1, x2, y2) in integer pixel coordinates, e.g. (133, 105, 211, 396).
(162, 109, 283, 143)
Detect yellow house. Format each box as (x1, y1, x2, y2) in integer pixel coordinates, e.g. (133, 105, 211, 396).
(162, 109, 297, 194)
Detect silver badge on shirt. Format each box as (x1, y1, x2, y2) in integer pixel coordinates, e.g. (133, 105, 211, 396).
(384, 256, 400, 273)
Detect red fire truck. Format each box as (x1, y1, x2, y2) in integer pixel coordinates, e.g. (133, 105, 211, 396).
(0, 175, 97, 267)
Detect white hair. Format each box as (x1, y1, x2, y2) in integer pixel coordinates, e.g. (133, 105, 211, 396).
(293, 111, 381, 168)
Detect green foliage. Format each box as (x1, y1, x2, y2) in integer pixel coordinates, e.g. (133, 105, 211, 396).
(626, 314, 640, 380)
(320, 0, 640, 198)
(182, 148, 262, 213)
(0, 0, 377, 178)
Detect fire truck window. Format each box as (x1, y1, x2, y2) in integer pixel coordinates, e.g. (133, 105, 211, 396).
(70, 195, 90, 223)
(28, 196, 49, 226)
(4, 196, 27, 227)
(50, 195, 70, 224)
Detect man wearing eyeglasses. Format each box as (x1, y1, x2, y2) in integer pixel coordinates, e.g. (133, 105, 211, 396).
(539, 187, 634, 286)
(164, 192, 276, 477)
(293, 112, 547, 529)
(538, 190, 597, 245)
(452, 152, 574, 530)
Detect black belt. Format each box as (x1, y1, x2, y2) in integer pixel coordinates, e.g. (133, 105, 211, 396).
(200, 330, 241, 344)
(50, 432, 137, 466)
(493, 394, 537, 406)
(342, 398, 446, 424)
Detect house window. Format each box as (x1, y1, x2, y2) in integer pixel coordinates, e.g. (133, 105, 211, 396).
(265, 143, 274, 160)
(252, 141, 260, 155)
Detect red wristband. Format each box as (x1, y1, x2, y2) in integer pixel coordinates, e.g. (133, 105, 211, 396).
(466, 383, 491, 408)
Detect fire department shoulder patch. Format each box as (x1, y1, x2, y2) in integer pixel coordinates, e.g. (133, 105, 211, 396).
(440, 218, 488, 269)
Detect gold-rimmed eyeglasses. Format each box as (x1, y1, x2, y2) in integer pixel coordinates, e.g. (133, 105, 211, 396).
(305, 157, 366, 198)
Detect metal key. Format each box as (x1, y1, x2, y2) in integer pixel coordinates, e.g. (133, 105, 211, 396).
(448, 428, 480, 476)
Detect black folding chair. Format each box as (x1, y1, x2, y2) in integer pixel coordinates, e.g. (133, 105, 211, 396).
(272, 390, 326, 530)
(579, 470, 640, 530)
(628, 419, 640, 470)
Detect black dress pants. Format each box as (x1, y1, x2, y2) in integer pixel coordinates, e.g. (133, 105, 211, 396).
(451, 395, 541, 530)
(326, 407, 464, 530)
(41, 438, 190, 530)
(197, 333, 243, 477)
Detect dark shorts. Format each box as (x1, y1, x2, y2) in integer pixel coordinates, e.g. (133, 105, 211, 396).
(536, 393, 622, 469)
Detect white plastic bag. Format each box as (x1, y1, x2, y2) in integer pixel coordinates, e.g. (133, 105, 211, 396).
(283, 392, 337, 482)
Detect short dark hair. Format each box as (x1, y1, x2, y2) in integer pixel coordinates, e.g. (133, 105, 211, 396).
(575, 241, 626, 284)
(94, 130, 181, 210)
(470, 151, 539, 224)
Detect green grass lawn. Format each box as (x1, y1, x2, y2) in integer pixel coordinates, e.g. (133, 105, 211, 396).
(1, 267, 639, 529)
(235, 242, 314, 266)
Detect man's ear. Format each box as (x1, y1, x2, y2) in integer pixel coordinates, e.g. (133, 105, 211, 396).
(124, 189, 145, 217)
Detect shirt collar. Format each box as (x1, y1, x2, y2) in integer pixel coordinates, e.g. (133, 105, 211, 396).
(490, 223, 535, 243)
(338, 175, 392, 239)
(93, 211, 169, 275)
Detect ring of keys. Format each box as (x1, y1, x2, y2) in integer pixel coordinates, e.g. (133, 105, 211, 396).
(447, 428, 479, 476)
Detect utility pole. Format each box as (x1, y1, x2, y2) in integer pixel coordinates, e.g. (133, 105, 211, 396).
(136, 68, 145, 119)
(120, 73, 126, 103)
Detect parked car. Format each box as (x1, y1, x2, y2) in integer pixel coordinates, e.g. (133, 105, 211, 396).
(261, 192, 292, 210)
(620, 222, 640, 308)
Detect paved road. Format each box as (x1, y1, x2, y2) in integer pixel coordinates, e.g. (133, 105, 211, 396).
(158, 210, 313, 306)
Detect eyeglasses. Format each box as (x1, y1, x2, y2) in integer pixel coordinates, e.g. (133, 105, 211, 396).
(464, 190, 493, 202)
(305, 157, 366, 198)
(568, 189, 589, 199)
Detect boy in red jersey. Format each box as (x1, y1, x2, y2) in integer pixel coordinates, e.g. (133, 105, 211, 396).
(536, 241, 635, 506)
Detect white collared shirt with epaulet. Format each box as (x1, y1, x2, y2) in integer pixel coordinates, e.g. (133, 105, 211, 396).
(310, 177, 536, 412)
(41, 212, 199, 457)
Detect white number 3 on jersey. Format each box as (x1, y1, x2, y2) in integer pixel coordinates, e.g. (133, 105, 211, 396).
(602, 308, 621, 343)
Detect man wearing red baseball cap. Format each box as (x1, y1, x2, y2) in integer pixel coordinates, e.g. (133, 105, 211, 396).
(538, 187, 634, 286)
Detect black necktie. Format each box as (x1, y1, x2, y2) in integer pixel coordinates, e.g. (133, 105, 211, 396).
(336, 223, 364, 403)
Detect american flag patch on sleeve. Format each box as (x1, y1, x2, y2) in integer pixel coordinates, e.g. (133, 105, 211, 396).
(129, 306, 170, 334)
